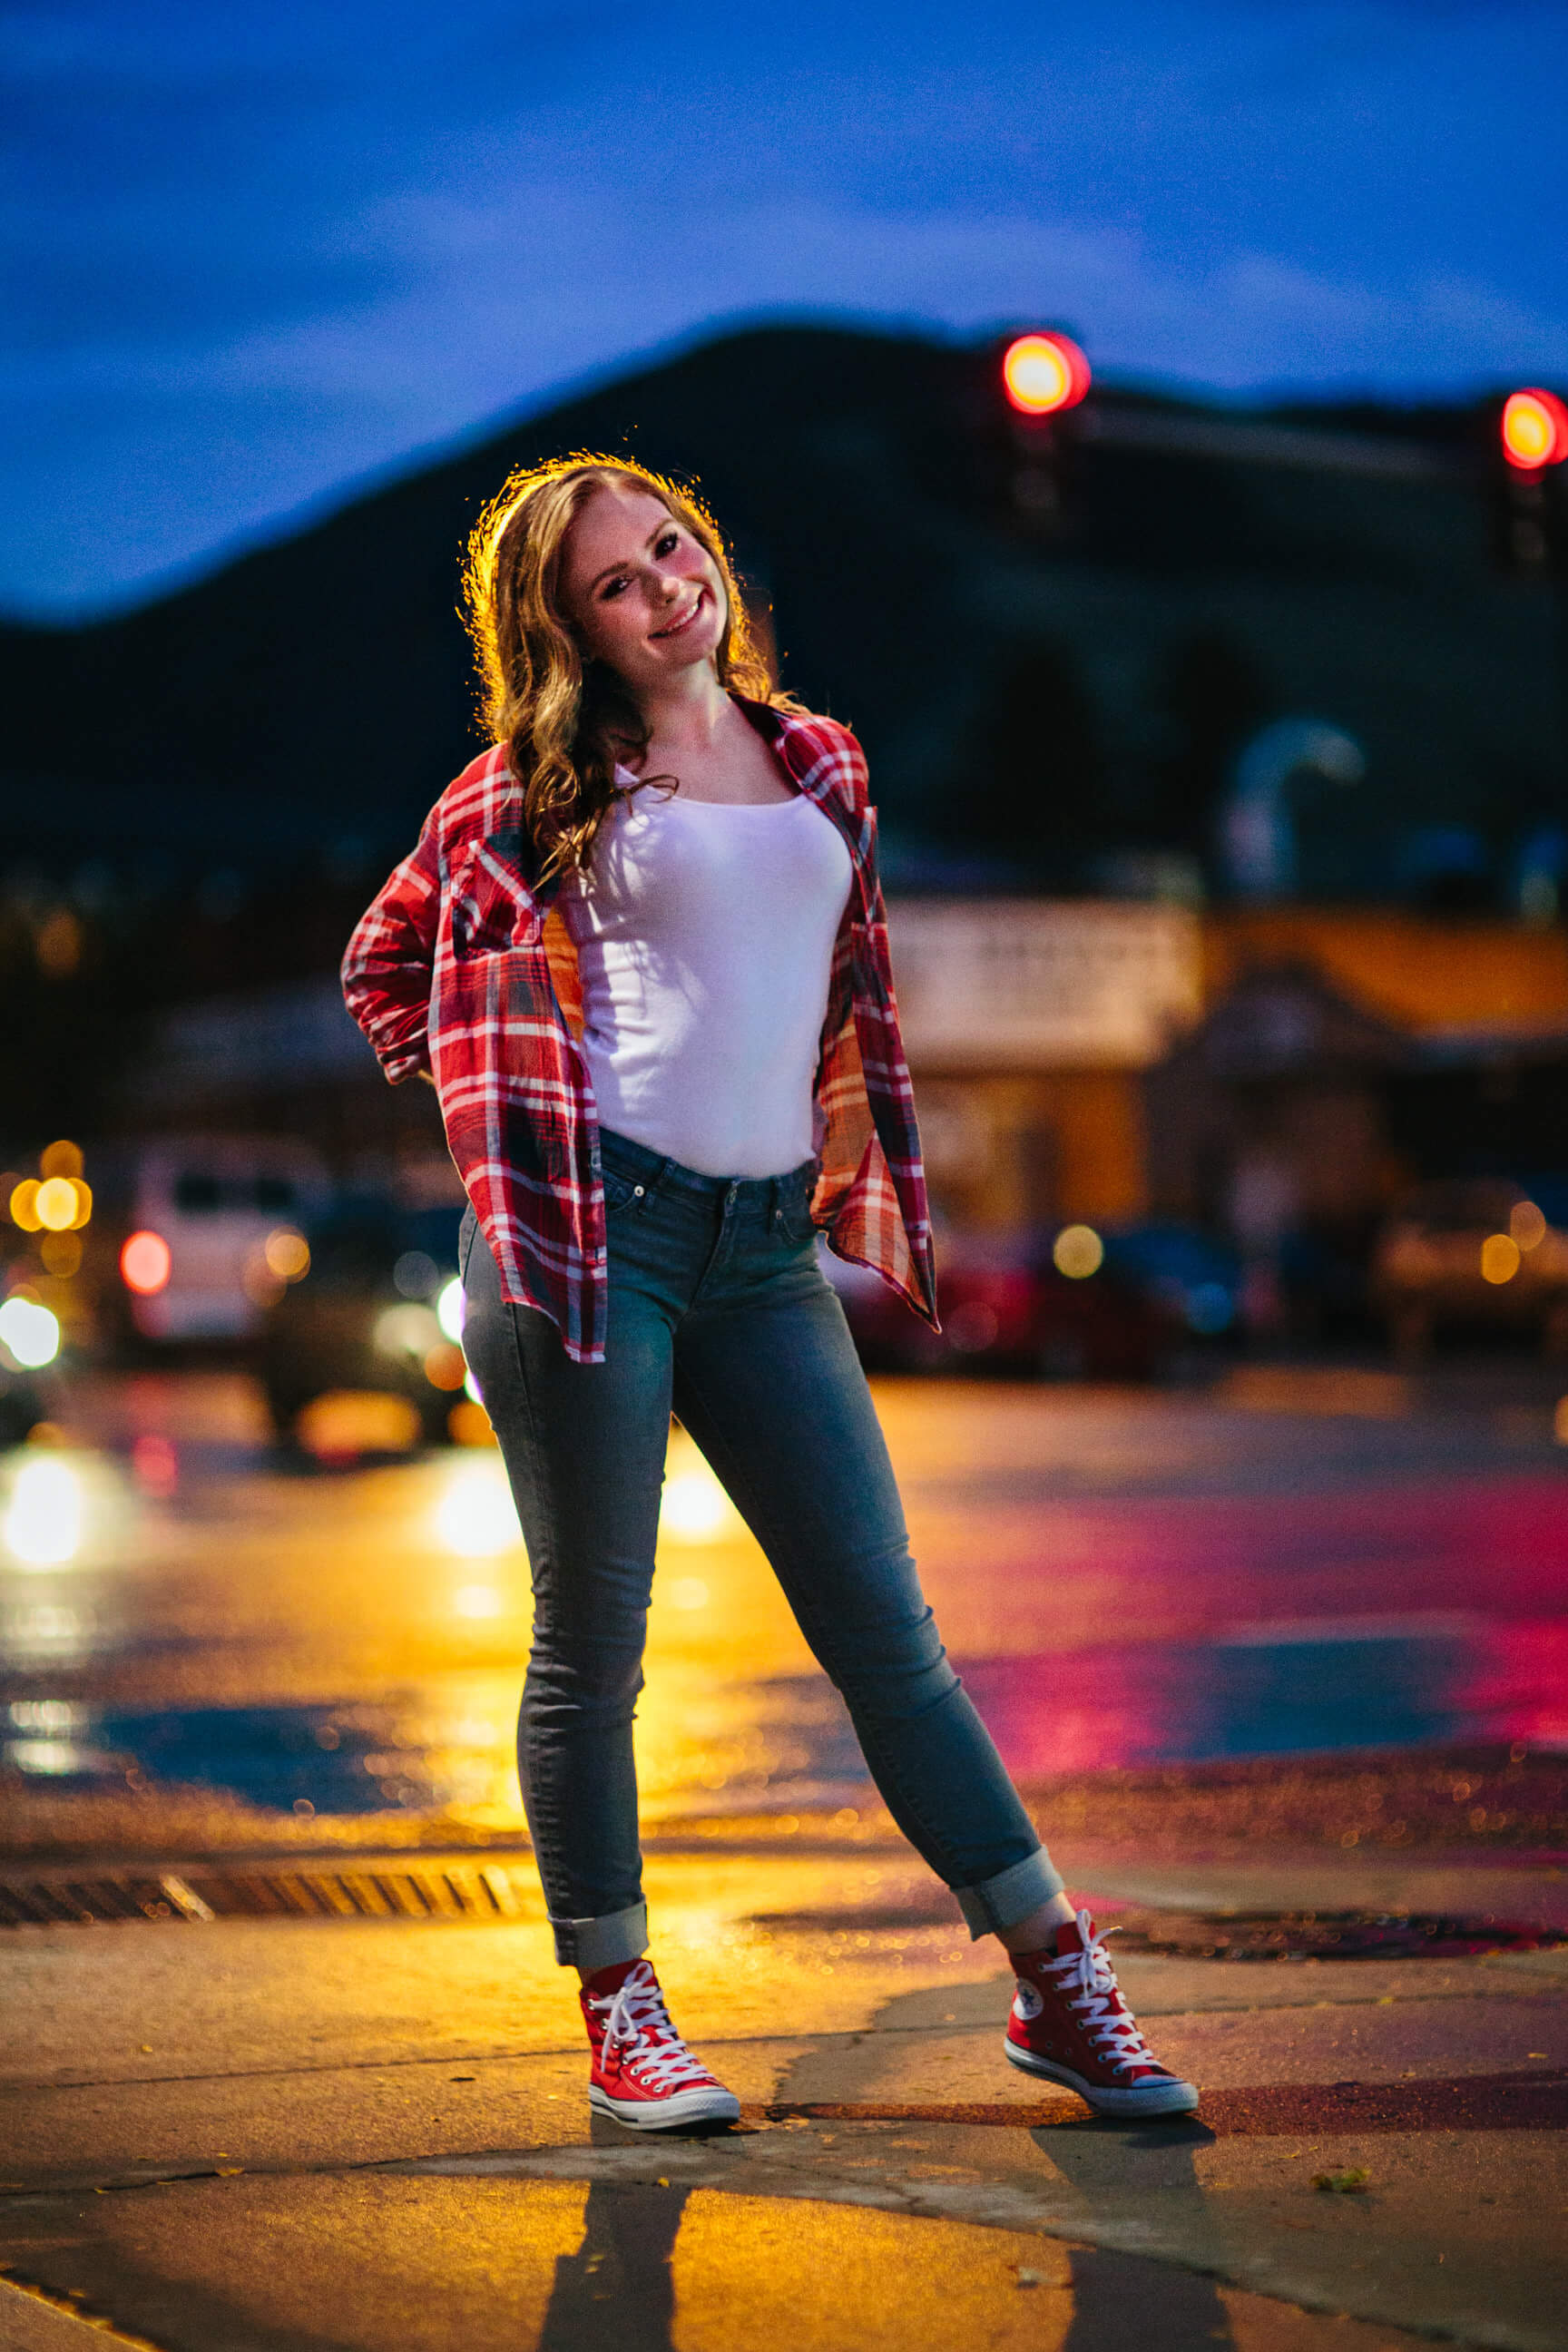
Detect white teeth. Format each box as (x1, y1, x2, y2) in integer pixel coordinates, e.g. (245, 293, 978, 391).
(653, 593, 701, 638)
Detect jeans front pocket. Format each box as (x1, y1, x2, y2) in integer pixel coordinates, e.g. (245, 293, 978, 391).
(601, 1167, 649, 1215)
(775, 1191, 819, 1248)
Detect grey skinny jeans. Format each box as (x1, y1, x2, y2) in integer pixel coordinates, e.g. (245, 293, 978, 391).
(459, 1126, 1063, 1969)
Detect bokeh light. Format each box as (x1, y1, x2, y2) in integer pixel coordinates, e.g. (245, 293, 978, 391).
(130, 1433, 179, 1497)
(8, 1181, 41, 1232)
(1502, 388, 1568, 471)
(436, 1276, 466, 1343)
(1481, 1232, 1522, 1284)
(0, 1295, 61, 1368)
(453, 1583, 505, 1620)
(661, 1465, 739, 1543)
(34, 1177, 80, 1232)
(434, 1458, 523, 1557)
(447, 1398, 495, 1446)
(1053, 1223, 1105, 1279)
(296, 1389, 422, 1458)
(1002, 331, 1091, 416)
(1510, 1200, 1548, 1252)
(121, 1230, 172, 1295)
(263, 1227, 310, 1281)
(374, 1302, 441, 1357)
(2, 1455, 84, 1568)
(394, 1250, 437, 1299)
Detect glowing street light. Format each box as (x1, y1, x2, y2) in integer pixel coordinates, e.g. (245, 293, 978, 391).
(1501, 388, 1568, 473)
(1002, 332, 1091, 418)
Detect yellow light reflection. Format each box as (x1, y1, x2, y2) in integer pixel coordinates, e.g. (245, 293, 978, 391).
(3, 1454, 85, 1567)
(1481, 1232, 1522, 1285)
(434, 1457, 523, 1557)
(671, 2190, 1073, 2347)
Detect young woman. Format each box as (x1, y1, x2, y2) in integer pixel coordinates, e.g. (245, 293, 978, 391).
(343, 456, 1197, 2131)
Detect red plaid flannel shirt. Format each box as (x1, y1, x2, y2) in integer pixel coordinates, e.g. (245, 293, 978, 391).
(341, 699, 937, 1363)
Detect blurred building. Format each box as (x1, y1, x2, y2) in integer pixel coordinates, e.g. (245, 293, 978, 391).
(888, 900, 1568, 1252)
(113, 903, 1568, 1273)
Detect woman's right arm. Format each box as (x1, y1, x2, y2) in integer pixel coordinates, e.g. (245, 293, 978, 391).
(341, 816, 443, 1084)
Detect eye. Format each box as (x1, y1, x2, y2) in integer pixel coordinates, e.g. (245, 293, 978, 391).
(599, 575, 628, 602)
(654, 530, 679, 558)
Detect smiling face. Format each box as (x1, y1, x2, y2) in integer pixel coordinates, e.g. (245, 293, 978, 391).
(557, 480, 728, 699)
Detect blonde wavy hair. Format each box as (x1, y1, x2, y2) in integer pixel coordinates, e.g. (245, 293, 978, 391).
(463, 454, 795, 886)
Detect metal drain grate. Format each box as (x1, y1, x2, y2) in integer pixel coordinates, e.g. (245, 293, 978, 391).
(1110, 1910, 1568, 1961)
(751, 1903, 1568, 1961)
(0, 1857, 538, 1929)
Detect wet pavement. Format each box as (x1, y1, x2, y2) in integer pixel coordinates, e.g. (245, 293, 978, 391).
(2, 1367, 1566, 2347)
(2, 1367, 1567, 1856)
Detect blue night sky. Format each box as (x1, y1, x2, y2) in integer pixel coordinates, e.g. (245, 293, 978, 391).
(5, 0, 1564, 617)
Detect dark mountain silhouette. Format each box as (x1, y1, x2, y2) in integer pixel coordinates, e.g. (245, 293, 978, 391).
(0, 322, 1559, 900)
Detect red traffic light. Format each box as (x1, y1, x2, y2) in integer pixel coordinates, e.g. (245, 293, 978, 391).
(1001, 332, 1091, 417)
(1501, 388, 1568, 472)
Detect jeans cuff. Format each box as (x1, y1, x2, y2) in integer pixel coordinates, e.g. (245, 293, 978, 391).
(549, 1900, 649, 1972)
(952, 1849, 1064, 1941)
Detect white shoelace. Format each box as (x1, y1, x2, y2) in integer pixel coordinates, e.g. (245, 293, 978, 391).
(1043, 1910, 1162, 2075)
(591, 1961, 714, 2092)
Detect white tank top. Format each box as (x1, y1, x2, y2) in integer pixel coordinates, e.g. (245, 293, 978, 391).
(560, 775, 853, 1180)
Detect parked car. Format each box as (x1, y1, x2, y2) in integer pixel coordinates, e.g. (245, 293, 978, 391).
(258, 1197, 467, 1451)
(95, 1134, 332, 1346)
(1371, 1178, 1568, 1357)
(823, 1225, 1188, 1379)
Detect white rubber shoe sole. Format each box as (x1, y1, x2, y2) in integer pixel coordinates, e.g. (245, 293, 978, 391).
(589, 2081, 741, 2131)
(1005, 2038, 1200, 2117)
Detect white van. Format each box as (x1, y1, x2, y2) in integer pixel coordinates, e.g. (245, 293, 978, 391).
(118, 1135, 332, 1341)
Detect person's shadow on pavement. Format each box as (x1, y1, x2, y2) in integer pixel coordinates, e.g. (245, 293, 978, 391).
(1037, 2114, 1236, 2350)
(537, 2178, 691, 2352)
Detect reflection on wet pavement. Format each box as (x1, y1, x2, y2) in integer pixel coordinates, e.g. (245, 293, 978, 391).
(2, 1376, 1565, 1844)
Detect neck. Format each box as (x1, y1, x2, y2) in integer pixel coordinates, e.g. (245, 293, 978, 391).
(635, 662, 732, 754)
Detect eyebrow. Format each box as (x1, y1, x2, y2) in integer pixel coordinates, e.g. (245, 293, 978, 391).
(587, 518, 672, 593)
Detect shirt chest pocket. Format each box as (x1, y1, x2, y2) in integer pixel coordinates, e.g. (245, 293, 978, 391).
(448, 834, 541, 958)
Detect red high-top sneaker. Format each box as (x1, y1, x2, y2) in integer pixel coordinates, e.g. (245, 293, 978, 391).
(580, 1958, 740, 2131)
(1004, 1910, 1200, 2117)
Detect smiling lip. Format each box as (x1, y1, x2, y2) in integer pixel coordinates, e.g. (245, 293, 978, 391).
(651, 590, 705, 641)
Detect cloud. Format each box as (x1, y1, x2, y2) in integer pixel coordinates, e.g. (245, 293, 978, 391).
(4, 0, 1565, 612)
